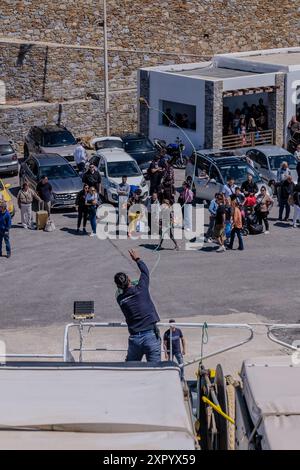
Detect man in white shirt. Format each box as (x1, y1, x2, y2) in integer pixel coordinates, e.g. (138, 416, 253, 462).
(74, 139, 87, 173)
(222, 177, 236, 198)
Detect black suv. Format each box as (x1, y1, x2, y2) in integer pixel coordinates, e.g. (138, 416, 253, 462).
(24, 125, 77, 164)
(117, 133, 156, 170)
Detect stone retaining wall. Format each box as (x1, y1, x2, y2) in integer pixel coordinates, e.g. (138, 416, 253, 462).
(0, 0, 298, 147)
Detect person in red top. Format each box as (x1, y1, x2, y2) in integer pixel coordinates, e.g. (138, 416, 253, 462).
(244, 193, 256, 208)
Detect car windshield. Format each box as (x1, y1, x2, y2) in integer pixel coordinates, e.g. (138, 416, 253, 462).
(219, 163, 260, 184)
(0, 144, 14, 156)
(40, 164, 78, 179)
(43, 131, 76, 147)
(124, 139, 154, 152)
(107, 161, 141, 178)
(95, 140, 124, 150)
(268, 154, 297, 170)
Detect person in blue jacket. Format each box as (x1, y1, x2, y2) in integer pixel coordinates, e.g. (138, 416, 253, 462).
(0, 202, 12, 258)
(114, 249, 161, 362)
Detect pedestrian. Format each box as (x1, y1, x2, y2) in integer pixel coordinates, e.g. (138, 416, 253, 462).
(235, 187, 245, 207)
(128, 188, 145, 237)
(163, 319, 186, 380)
(36, 175, 53, 216)
(277, 161, 292, 205)
(157, 199, 179, 251)
(241, 173, 258, 196)
(255, 186, 273, 233)
(82, 163, 101, 193)
(222, 177, 236, 198)
(161, 158, 175, 204)
(292, 184, 300, 228)
(228, 195, 244, 251)
(17, 182, 42, 229)
(294, 144, 300, 162)
(114, 249, 161, 362)
(205, 192, 219, 243)
(85, 186, 99, 237)
(147, 155, 164, 195)
(180, 181, 194, 231)
(75, 183, 89, 233)
(296, 151, 300, 184)
(147, 191, 160, 237)
(73, 138, 88, 173)
(279, 175, 294, 221)
(214, 194, 226, 252)
(117, 175, 130, 226)
(0, 202, 11, 258)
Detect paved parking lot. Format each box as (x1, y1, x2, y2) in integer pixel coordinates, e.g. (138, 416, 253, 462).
(1, 169, 300, 332)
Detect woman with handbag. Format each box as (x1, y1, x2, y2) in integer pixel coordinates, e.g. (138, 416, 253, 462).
(85, 186, 99, 237)
(255, 186, 273, 234)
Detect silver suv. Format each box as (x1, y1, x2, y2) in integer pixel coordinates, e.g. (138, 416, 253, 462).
(186, 149, 269, 202)
(24, 125, 77, 164)
(19, 154, 82, 208)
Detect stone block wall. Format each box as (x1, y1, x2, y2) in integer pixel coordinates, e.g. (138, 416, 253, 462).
(0, 0, 299, 147)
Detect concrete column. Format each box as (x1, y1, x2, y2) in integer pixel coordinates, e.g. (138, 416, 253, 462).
(268, 73, 285, 147)
(204, 80, 223, 149)
(138, 69, 150, 137)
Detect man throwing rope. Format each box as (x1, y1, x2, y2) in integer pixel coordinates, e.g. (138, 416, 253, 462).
(114, 249, 161, 362)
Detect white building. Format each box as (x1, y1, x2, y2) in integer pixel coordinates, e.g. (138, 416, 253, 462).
(138, 47, 300, 153)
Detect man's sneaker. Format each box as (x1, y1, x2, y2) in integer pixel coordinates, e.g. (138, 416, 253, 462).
(83, 228, 87, 234)
(89, 233, 97, 237)
(6, 253, 11, 258)
(264, 230, 270, 234)
(216, 245, 226, 252)
(293, 224, 297, 228)
(206, 237, 213, 243)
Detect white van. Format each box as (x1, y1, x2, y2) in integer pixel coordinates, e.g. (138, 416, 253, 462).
(90, 137, 148, 204)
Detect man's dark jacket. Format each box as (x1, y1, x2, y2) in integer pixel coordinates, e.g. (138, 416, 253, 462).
(116, 260, 160, 335)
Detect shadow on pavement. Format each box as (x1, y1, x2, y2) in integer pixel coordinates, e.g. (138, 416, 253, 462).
(273, 222, 292, 228)
(60, 227, 86, 236)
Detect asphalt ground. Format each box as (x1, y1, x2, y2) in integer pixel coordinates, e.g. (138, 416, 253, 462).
(0, 169, 300, 331)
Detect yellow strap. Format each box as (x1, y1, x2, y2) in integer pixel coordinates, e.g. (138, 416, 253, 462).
(202, 396, 235, 425)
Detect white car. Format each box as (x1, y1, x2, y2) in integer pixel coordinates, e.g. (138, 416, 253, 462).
(90, 137, 148, 204)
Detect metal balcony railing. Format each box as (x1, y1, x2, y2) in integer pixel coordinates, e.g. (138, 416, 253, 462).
(222, 129, 274, 150)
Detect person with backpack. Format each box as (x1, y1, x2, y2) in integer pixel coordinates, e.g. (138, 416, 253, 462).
(255, 186, 273, 234)
(228, 195, 244, 251)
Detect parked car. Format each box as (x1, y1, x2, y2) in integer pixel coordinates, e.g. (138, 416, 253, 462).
(116, 133, 156, 170)
(24, 125, 77, 164)
(90, 139, 148, 204)
(235, 145, 298, 191)
(0, 136, 18, 176)
(0, 178, 15, 217)
(19, 154, 82, 209)
(186, 149, 271, 202)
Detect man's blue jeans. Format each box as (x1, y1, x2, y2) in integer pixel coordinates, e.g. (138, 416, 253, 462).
(126, 330, 161, 362)
(0, 230, 11, 256)
(170, 352, 184, 380)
